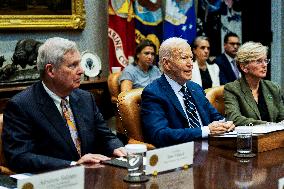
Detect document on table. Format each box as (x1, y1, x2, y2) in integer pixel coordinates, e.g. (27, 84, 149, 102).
(213, 124, 284, 137)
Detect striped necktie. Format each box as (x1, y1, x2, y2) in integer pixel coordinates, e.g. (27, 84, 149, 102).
(61, 98, 81, 157)
(180, 86, 201, 128)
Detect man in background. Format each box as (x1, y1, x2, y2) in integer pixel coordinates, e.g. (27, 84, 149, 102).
(215, 32, 241, 85)
(3, 37, 126, 173)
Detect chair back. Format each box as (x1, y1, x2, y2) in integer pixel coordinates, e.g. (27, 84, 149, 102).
(0, 114, 6, 166)
(0, 114, 14, 174)
(107, 72, 122, 104)
(205, 85, 225, 116)
(118, 88, 144, 142)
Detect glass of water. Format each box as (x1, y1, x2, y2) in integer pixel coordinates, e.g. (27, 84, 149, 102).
(123, 144, 149, 183)
(237, 128, 252, 154)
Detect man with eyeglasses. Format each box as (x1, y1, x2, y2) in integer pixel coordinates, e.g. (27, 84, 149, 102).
(215, 32, 241, 85)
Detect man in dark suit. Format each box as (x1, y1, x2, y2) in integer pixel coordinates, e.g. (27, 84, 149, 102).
(3, 37, 126, 173)
(141, 37, 235, 148)
(215, 32, 241, 85)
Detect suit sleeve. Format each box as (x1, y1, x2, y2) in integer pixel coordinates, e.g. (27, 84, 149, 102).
(3, 101, 72, 173)
(215, 58, 227, 85)
(275, 85, 284, 122)
(219, 69, 227, 85)
(141, 88, 203, 148)
(90, 94, 123, 155)
(224, 84, 266, 126)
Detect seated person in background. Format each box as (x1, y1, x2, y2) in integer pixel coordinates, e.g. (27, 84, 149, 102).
(141, 37, 234, 148)
(3, 37, 126, 173)
(191, 36, 220, 90)
(215, 32, 241, 85)
(119, 39, 161, 92)
(224, 41, 284, 126)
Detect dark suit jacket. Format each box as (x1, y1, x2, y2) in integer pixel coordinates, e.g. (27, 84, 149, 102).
(3, 81, 123, 173)
(224, 77, 284, 126)
(215, 53, 237, 85)
(141, 74, 224, 147)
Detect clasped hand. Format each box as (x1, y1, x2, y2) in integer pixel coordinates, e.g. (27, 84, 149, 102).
(208, 121, 235, 135)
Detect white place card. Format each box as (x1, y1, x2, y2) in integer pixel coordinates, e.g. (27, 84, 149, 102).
(17, 166, 84, 189)
(145, 142, 194, 175)
(279, 177, 284, 189)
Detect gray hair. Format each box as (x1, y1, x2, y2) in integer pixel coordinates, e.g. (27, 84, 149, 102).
(192, 36, 209, 49)
(37, 37, 78, 78)
(159, 37, 190, 72)
(236, 41, 268, 65)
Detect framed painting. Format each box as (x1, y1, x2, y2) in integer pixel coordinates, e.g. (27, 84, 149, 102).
(0, 0, 86, 30)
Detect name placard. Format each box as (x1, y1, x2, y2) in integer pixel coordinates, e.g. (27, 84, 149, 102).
(145, 142, 194, 175)
(17, 166, 84, 189)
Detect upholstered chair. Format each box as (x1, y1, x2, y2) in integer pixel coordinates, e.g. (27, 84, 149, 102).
(107, 72, 128, 143)
(205, 85, 225, 116)
(107, 72, 122, 104)
(0, 114, 14, 174)
(117, 88, 155, 150)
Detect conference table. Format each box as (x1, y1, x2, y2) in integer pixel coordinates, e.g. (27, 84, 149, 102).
(84, 140, 284, 189)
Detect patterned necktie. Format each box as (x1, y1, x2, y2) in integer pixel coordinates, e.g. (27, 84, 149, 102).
(180, 86, 201, 128)
(61, 98, 81, 157)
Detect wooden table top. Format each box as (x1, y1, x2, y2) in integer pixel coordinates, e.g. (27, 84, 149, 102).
(84, 141, 284, 189)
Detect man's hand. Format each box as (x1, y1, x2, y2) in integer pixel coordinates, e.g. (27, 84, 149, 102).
(208, 121, 235, 135)
(113, 147, 127, 157)
(76, 153, 111, 165)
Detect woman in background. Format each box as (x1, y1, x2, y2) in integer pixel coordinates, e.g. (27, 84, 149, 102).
(191, 36, 220, 90)
(224, 41, 284, 126)
(119, 39, 161, 92)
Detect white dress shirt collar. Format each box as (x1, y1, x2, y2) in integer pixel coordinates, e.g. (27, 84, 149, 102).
(224, 52, 234, 63)
(42, 81, 69, 114)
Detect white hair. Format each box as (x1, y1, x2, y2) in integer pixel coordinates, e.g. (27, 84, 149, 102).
(159, 37, 190, 71)
(37, 37, 78, 78)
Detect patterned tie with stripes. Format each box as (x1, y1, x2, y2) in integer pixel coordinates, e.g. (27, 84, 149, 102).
(61, 98, 81, 157)
(180, 86, 201, 128)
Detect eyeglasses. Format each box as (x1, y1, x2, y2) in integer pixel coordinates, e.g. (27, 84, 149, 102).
(227, 42, 241, 46)
(255, 59, 270, 64)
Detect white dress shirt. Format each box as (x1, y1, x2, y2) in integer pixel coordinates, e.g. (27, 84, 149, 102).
(164, 74, 210, 137)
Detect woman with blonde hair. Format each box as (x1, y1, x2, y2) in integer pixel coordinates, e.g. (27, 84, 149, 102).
(224, 41, 284, 126)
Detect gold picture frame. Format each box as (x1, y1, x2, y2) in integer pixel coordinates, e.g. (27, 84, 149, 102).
(0, 0, 86, 30)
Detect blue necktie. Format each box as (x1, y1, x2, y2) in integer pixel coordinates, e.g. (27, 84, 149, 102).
(232, 60, 240, 79)
(180, 86, 201, 128)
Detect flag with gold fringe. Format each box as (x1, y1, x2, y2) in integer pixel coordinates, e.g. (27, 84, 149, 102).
(108, 0, 136, 70)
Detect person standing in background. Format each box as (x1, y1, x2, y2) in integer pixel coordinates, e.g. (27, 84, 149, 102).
(215, 32, 241, 85)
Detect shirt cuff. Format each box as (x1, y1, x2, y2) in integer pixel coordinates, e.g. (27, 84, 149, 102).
(201, 126, 210, 138)
(70, 161, 77, 166)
